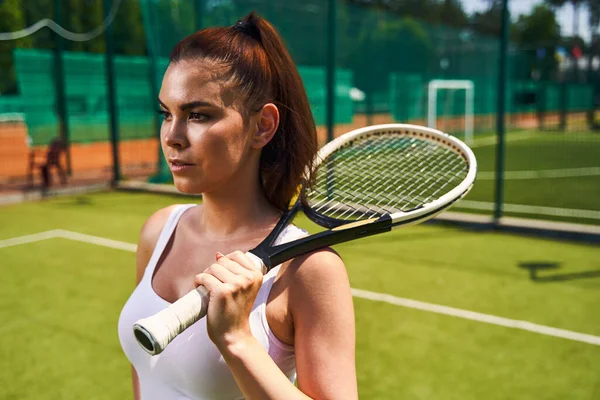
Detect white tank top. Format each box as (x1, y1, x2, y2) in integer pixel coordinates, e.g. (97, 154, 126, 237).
(118, 204, 307, 400)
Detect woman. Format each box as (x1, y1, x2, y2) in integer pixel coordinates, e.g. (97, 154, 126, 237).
(118, 12, 357, 400)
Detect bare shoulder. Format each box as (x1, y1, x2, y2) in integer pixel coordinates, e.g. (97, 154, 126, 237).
(287, 248, 351, 310)
(135, 205, 180, 283)
(286, 249, 358, 399)
(138, 205, 180, 248)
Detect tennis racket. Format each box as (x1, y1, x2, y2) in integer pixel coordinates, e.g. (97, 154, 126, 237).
(133, 123, 477, 355)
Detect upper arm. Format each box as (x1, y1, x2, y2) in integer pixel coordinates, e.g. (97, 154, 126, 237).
(135, 205, 178, 284)
(289, 250, 357, 400)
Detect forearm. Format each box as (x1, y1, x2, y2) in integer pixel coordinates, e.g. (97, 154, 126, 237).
(219, 334, 312, 400)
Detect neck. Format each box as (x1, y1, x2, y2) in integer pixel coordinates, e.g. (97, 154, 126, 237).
(198, 170, 280, 242)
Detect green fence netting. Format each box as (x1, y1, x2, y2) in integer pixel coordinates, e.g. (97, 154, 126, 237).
(13, 48, 354, 146)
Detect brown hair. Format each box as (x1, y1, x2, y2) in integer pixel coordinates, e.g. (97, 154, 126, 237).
(169, 12, 318, 211)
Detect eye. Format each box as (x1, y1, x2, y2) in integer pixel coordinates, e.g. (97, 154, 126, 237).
(157, 110, 171, 121)
(189, 112, 209, 122)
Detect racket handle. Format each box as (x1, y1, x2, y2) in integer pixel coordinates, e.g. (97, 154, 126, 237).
(133, 252, 266, 355)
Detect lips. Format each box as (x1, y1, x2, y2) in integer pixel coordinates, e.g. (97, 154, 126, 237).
(168, 158, 195, 173)
(169, 159, 195, 166)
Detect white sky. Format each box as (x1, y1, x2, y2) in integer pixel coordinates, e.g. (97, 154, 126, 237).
(461, 0, 594, 42)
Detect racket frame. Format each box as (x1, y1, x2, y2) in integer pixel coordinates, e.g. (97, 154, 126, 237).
(315, 124, 477, 227)
(252, 123, 477, 270)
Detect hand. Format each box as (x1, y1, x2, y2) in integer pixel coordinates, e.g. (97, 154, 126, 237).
(194, 251, 264, 348)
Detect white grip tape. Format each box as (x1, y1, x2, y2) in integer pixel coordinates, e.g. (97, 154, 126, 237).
(245, 252, 268, 274)
(133, 285, 209, 355)
(133, 251, 266, 355)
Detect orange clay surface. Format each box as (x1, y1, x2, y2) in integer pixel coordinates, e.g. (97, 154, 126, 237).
(0, 111, 572, 187)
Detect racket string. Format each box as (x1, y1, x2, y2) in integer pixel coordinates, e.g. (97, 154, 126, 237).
(313, 151, 402, 219)
(396, 157, 466, 210)
(416, 157, 467, 201)
(394, 148, 466, 202)
(390, 146, 460, 207)
(310, 155, 394, 218)
(339, 141, 458, 209)
(311, 138, 435, 215)
(319, 138, 422, 201)
(307, 134, 468, 220)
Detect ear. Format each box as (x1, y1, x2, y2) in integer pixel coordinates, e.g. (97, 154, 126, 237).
(251, 103, 279, 149)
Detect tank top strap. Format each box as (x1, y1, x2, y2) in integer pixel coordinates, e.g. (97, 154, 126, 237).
(142, 204, 197, 281)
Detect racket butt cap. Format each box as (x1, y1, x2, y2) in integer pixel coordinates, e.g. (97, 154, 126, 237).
(133, 324, 161, 355)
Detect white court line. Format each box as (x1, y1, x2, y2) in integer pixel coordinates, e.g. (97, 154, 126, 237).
(1, 230, 599, 347)
(476, 166, 600, 180)
(456, 200, 600, 220)
(470, 132, 538, 148)
(0, 230, 63, 249)
(351, 289, 600, 347)
(56, 229, 138, 252)
(0, 229, 137, 252)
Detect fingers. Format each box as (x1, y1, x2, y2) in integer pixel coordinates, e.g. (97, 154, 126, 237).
(224, 251, 263, 273)
(195, 272, 222, 292)
(194, 251, 263, 290)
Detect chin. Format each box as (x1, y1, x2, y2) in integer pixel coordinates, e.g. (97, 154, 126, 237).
(173, 178, 204, 195)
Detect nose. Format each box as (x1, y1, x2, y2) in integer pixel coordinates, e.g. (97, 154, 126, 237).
(162, 119, 189, 149)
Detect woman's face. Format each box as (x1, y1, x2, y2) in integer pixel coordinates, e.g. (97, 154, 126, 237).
(158, 60, 257, 194)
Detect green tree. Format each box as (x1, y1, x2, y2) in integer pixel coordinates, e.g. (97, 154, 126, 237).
(0, 0, 31, 94)
(344, 0, 469, 30)
(437, 0, 469, 29)
(470, 0, 505, 37)
(0, 0, 151, 96)
(513, 4, 561, 44)
(113, 0, 146, 56)
(19, 0, 146, 55)
(589, 0, 599, 33)
(64, 0, 105, 53)
(21, 0, 54, 50)
(544, 0, 600, 81)
(512, 4, 561, 80)
(350, 12, 432, 93)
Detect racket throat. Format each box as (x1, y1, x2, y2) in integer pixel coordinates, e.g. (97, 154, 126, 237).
(265, 215, 393, 267)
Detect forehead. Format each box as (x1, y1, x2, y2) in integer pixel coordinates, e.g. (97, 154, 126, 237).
(160, 59, 234, 107)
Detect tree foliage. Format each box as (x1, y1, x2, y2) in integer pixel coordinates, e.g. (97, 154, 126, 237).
(345, 0, 469, 29)
(470, 0, 504, 37)
(0, 0, 30, 93)
(512, 4, 561, 80)
(512, 4, 561, 45)
(1, 0, 598, 96)
(0, 0, 147, 94)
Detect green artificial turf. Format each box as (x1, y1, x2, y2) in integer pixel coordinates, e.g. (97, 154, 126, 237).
(0, 192, 598, 399)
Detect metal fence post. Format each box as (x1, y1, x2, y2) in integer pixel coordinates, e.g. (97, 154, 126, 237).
(326, 0, 336, 143)
(103, 0, 120, 186)
(142, 2, 169, 183)
(52, 0, 72, 175)
(195, 0, 203, 31)
(493, 0, 509, 222)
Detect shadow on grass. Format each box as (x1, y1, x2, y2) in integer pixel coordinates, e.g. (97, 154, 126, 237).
(518, 261, 600, 282)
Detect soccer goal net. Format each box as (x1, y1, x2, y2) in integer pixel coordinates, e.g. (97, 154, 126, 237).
(427, 80, 474, 145)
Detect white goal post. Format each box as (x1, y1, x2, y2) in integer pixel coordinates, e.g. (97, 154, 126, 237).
(427, 80, 474, 145)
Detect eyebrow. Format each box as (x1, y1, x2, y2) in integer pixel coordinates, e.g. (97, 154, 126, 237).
(158, 98, 219, 111)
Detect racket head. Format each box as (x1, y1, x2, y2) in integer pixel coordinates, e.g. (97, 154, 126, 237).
(302, 124, 477, 229)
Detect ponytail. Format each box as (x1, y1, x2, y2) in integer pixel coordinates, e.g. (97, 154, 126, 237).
(170, 12, 318, 211)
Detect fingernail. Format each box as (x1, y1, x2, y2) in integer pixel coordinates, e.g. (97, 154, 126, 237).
(216, 252, 224, 260)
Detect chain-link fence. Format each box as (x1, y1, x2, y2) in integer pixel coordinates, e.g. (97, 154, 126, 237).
(0, 0, 598, 225)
